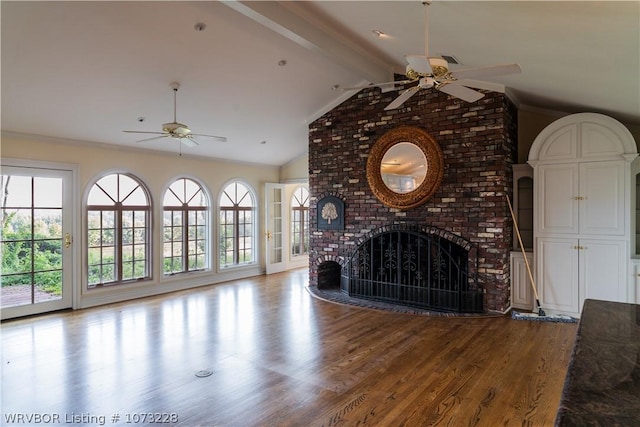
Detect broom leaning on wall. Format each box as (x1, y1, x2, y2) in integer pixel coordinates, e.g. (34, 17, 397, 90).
(506, 195, 577, 323)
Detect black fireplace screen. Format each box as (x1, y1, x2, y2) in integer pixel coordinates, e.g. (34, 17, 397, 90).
(340, 225, 483, 313)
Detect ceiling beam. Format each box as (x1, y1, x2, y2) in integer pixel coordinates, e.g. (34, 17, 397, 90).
(223, 1, 394, 84)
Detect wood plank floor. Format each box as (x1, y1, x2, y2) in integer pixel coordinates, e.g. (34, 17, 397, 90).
(1, 268, 578, 426)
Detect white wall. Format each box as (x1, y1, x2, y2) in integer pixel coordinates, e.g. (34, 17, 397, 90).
(1, 133, 280, 309)
(279, 152, 309, 182)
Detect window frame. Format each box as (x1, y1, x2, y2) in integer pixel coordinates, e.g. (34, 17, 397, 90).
(85, 172, 152, 288)
(218, 180, 257, 269)
(290, 185, 309, 257)
(162, 177, 211, 276)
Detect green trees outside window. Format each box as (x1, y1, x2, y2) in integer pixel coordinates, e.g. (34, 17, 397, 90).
(87, 173, 150, 287)
(219, 182, 255, 267)
(163, 178, 209, 275)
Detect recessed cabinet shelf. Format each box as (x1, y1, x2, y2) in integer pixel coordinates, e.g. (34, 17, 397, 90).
(513, 164, 534, 251)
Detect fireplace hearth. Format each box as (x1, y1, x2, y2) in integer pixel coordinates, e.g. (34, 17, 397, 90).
(340, 224, 484, 313)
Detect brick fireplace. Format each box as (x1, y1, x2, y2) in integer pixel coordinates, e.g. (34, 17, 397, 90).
(308, 83, 517, 312)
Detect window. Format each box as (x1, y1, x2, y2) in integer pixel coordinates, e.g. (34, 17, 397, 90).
(87, 173, 150, 287)
(163, 178, 209, 275)
(219, 181, 255, 267)
(291, 186, 309, 256)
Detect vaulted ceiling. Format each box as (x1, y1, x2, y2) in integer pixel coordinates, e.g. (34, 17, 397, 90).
(2, 1, 638, 166)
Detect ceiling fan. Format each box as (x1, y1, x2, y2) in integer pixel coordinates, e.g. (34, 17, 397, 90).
(341, 2, 521, 110)
(123, 82, 227, 146)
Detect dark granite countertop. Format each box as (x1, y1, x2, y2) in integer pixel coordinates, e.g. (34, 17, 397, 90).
(555, 299, 640, 426)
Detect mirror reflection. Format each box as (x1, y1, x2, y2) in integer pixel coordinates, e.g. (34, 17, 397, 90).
(380, 142, 428, 193)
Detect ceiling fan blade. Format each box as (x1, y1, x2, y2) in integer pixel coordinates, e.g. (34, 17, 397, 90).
(181, 137, 198, 147)
(384, 86, 420, 111)
(123, 130, 165, 135)
(452, 79, 505, 93)
(340, 79, 415, 91)
(135, 135, 169, 143)
(450, 64, 522, 80)
(406, 55, 432, 75)
(438, 83, 485, 103)
(190, 133, 227, 142)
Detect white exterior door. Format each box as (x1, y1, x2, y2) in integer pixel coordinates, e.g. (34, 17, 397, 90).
(1, 166, 74, 319)
(265, 183, 287, 274)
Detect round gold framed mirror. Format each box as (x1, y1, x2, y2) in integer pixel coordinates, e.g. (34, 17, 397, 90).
(367, 126, 444, 210)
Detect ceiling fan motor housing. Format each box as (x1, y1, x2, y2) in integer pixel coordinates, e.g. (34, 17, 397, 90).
(162, 122, 191, 137)
(428, 57, 449, 78)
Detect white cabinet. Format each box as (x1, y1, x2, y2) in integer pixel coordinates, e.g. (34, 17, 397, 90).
(538, 161, 624, 236)
(510, 251, 534, 310)
(580, 239, 627, 304)
(538, 163, 579, 234)
(537, 237, 580, 313)
(537, 238, 627, 313)
(632, 259, 640, 304)
(529, 113, 637, 316)
(580, 161, 625, 236)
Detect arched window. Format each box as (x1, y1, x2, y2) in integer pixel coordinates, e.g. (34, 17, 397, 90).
(291, 186, 309, 256)
(87, 173, 151, 287)
(219, 181, 255, 268)
(163, 178, 209, 275)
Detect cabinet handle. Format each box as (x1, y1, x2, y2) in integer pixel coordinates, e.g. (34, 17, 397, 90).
(573, 196, 586, 201)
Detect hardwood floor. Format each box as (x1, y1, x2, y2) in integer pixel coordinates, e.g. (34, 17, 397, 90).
(1, 269, 578, 426)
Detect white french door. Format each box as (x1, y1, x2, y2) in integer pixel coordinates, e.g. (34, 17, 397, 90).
(265, 183, 287, 274)
(1, 165, 74, 319)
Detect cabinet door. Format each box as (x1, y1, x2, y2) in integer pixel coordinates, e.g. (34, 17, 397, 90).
(579, 239, 627, 310)
(537, 237, 580, 313)
(510, 252, 534, 310)
(580, 161, 625, 235)
(634, 261, 640, 304)
(538, 164, 579, 234)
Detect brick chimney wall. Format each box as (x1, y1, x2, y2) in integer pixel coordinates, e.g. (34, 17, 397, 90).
(308, 86, 517, 312)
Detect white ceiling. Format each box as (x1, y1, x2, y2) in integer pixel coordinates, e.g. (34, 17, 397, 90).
(2, 1, 639, 166)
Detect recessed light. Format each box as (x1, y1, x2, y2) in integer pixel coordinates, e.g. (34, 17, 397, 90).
(194, 23, 206, 32)
(372, 29, 384, 37)
(278, 60, 287, 67)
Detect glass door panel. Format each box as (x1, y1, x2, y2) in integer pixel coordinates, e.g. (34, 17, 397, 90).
(1, 166, 73, 319)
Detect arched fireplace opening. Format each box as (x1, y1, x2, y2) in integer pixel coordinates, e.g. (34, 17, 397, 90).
(341, 224, 484, 313)
(317, 261, 342, 290)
